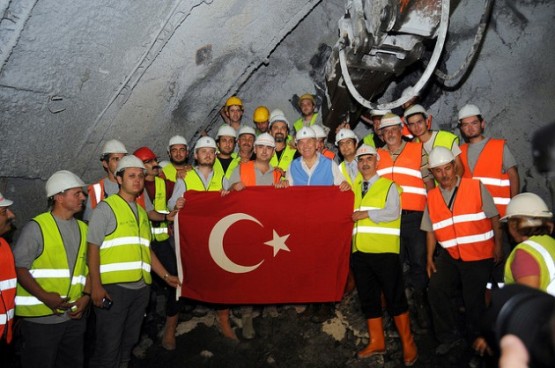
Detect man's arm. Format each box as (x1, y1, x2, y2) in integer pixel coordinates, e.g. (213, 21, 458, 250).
(507, 166, 520, 198)
(15, 267, 69, 313)
(425, 232, 437, 278)
(87, 243, 109, 308)
(490, 215, 503, 264)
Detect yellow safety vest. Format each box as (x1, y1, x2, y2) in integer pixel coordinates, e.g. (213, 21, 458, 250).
(162, 164, 178, 183)
(270, 145, 297, 171)
(151, 177, 169, 242)
(339, 160, 361, 187)
(184, 169, 224, 191)
(293, 113, 319, 133)
(213, 156, 241, 180)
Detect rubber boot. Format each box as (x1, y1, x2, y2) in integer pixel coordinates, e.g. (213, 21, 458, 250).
(161, 314, 178, 351)
(241, 306, 255, 339)
(357, 318, 386, 359)
(393, 312, 418, 366)
(217, 309, 238, 341)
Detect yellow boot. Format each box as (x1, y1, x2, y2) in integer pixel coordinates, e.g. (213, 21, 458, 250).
(357, 318, 386, 359)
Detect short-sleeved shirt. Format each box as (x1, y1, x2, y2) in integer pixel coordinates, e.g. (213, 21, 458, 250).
(83, 178, 119, 222)
(229, 164, 278, 186)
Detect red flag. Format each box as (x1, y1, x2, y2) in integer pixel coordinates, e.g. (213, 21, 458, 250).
(176, 186, 354, 304)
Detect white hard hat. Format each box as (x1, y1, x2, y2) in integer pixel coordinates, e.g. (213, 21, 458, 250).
(269, 113, 290, 128)
(458, 104, 481, 121)
(296, 127, 316, 142)
(311, 124, 327, 139)
(254, 133, 276, 148)
(369, 109, 391, 117)
(115, 155, 146, 175)
(238, 125, 256, 137)
(335, 128, 359, 146)
(404, 104, 428, 119)
(428, 146, 455, 168)
(194, 136, 217, 151)
(101, 139, 128, 155)
(46, 170, 86, 198)
(269, 108, 285, 121)
(167, 135, 188, 152)
(355, 144, 379, 160)
(0, 192, 13, 207)
(216, 125, 237, 139)
(379, 113, 402, 129)
(501, 193, 553, 221)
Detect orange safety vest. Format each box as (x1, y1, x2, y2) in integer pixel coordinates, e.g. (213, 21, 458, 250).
(377, 142, 427, 211)
(460, 139, 511, 217)
(321, 149, 336, 161)
(87, 179, 106, 209)
(428, 178, 495, 261)
(0, 237, 16, 343)
(239, 161, 281, 186)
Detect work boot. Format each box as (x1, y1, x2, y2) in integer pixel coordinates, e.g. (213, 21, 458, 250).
(217, 309, 238, 341)
(161, 314, 178, 351)
(241, 306, 255, 339)
(357, 318, 386, 359)
(393, 312, 418, 366)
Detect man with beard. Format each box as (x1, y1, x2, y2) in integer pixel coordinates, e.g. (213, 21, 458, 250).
(161, 135, 192, 183)
(213, 125, 239, 179)
(236, 125, 256, 163)
(14, 171, 90, 368)
(293, 93, 320, 134)
(221, 96, 244, 132)
(253, 106, 270, 135)
(269, 110, 299, 173)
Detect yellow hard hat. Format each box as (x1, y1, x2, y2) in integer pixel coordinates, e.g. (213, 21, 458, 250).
(253, 106, 270, 123)
(298, 93, 315, 107)
(225, 96, 243, 108)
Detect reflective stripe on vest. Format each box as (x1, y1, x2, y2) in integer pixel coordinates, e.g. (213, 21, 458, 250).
(184, 169, 224, 191)
(460, 139, 511, 217)
(100, 195, 152, 285)
(0, 237, 16, 342)
(377, 142, 427, 211)
(270, 145, 297, 171)
(150, 177, 169, 241)
(87, 181, 105, 209)
(15, 213, 88, 317)
(428, 178, 495, 261)
(431, 130, 459, 150)
(352, 177, 401, 253)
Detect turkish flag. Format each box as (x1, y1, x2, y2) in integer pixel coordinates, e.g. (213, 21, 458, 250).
(176, 186, 354, 304)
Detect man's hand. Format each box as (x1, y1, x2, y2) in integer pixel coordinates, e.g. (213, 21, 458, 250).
(174, 197, 185, 210)
(339, 181, 351, 192)
(67, 295, 90, 319)
(40, 292, 70, 314)
(166, 209, 179, 222)
(91, 284, 110, 308)
(426, 259, 436, 278)
(231, 182, 246, 192)
(352, 211, 368, 222)
(164, 275, 181, 289)
(274, 180, 289, 189)
(335, 121, 350, 133)
(494, 243, 503, 264)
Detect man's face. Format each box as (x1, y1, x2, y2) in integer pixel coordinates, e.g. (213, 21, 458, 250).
(226, 105, 243, 124)
(56, 187, 86, 214)
(431, 161, 457, 189)
(143, 157, 160, 177)
(300, 99, 315, 117)
(217, 136, 236, 156)
(338, 139, 357, 158)
(118, 167, 145, 196)
(406, 113, 429, 138)
(270, 122, 288, 143)
(381, 125, 402, 147)
(372, 116, 382, 134)
(0, 206, 15, 236)
(255, 121, 269, 133)
(254, 145, 274, 162)
(238, 134, 255, 154)
(169, 144, 188, 165)
(459, 116, 484, 140)
(297, 138, 317, 159)
(195, 147, 216, 167)
(316, 138, 326, 152)
(103, 153, 126, 176)
(357, 154, 377, 178)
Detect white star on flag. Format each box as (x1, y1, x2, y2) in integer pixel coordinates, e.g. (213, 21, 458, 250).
(264, 230, 291, 257)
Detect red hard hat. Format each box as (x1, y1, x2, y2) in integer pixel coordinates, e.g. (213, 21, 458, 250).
(133, 146, 157, 162)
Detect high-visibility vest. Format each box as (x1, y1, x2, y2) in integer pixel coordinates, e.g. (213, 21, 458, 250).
(15, 213, 88, 317)
(339, 161, 361, 187)
(377, 142, 427, 211)
(184, 169, 224, 191)
(321, 148, 336, 160)
(270, 145, 297, 171)
(428, 178, 495, 261)
(239, 161, 281, 186)
(460, 139, 511, 217)
(293, 113, 319, 133)
(214, 156, 241, 180)
(150, 177, 169, 242)
(162, 164, 178, 183)
(352, 177, 402, 253)
(504, 235, 555, 296)
(0, 237, 16, 342)
(100, 195, 152, 285)
(87, 179, 106, 209)
(416, 130, 459, 151)
(363, 133, 376, 148)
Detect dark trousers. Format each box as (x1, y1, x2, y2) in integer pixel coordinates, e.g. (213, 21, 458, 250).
(351, 251, 408, 319)
(89, 284, 150, 368)
(151, 238, 179, 316)
(20, 317, 86, 368)
(400, 211, 428, 291)
(428, 250, 493, 343)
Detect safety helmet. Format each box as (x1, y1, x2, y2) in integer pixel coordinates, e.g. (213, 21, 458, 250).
(194, 136, 217, 151)
(101, 139, 128, 156)
(115, 155, 146, 175)
(270, 108, 285, 121)
(298, 93, 315, 106)
(167, 135, 188, 152)
(311, 124, 327, 139)
(379, 113, 403, 129)
(458, 104, 481, 121)
(369, 109, 391, 117)
(501, 193, 553, 221)
(133, 147, 157, 162)
(253, 106, 270, 123)
(428, 146, 455, 168)
(46, 170, 86, 198)
(355, 144, 379, 160)
(225, 96, 243, 108)
(0, 192, 13, 207)
(335, 128, 359, 146)
(254, 133, 276, 148)
(404, 104, 428, 119)
(296, 127, 316, 142)
(216, 125, 237, 139)
(269, 109, 290, 128)
(238, 125, 256, 137)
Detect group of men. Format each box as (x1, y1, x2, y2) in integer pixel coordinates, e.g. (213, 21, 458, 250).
(0, 90, 533, 367)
